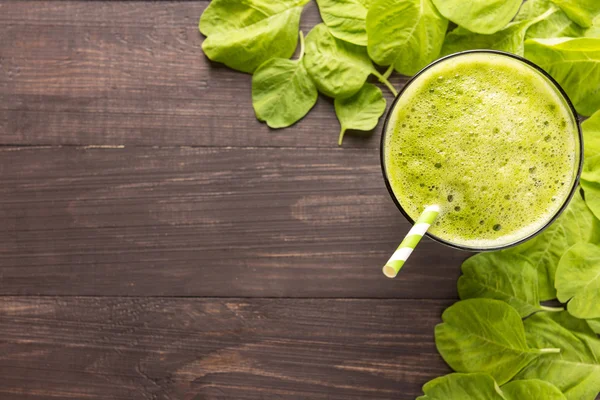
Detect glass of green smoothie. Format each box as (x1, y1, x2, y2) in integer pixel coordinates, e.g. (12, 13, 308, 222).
(381, 50, 583, 260)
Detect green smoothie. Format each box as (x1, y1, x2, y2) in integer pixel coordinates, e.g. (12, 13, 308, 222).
(383, 52, 580, 249)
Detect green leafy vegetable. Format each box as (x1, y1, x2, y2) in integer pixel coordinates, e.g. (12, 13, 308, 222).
(516, 311, 600, 400)
(504, 191, 599, 300)
(583, 155, 600, 183)
(435, 299, 560, 385)
(303, 24, 397, 98)
(440, 10, 555, 57)
(366, 0, 448, 76)
(514, 0, 585, 39)
(586, 22, 600, 38)
(251, 32, 317, 129)
(524, 37, 600, 116)
(316, 0, 371, 46)
(431, 0, 521, 34)
(502, 379, 567, 400)
(581, 180, 600, 224)
(200, 0, 309, 74)
(418, 373, 568, 399)
(581, 114, 600, 219)
(582, 181, 600, 223)
(550, 0, 600, 28)
(582, 155, 600, 220)
(582, 109, 600, 159)
(416, 373, 505, 400)
(458, 252, 562, 318)
(334, 83, 386, 145)
(555, 243, 600, 319)
(587, 318, 600, 335)
(199, 0, 306, 36)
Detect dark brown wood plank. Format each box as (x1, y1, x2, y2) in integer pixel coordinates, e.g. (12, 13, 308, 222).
(0, 1, 407, 148)
(0, 297, 451, 400)
(0, 146, 464, 297)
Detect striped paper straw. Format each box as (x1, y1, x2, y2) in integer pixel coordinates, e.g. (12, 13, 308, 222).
(383, 205, 440, 278)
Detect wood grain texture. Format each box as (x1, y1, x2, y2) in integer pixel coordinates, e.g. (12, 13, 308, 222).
(0, 0, 407, 148)
(0, 297, 451, 400)
(0, 146, 465, 297)
(1, 2, 465, 397)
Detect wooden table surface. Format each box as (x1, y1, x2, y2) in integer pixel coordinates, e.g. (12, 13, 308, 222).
(0, 1, 467, 398)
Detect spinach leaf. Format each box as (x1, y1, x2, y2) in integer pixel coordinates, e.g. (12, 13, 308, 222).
(200, 0, 309, 74)
(504, 191, 599, 301)
(334, 83, 386, 146)
(581, 180, 600, 226)
(502, 379, 567, 400)
(303, 24, 397, 98)
(582, 133, 600, 243)
(440, 10, 554, 57)
(435, 299, 560, 385)
(199, 0, 307, 36)
(582, 156, 600, 220)
(583, 109, 600, 159)
(316, 0, 371, 46)
(516, 311, 600, 400)
(418, 373, 567, 399)
(431, 0, 521, 35)
(588, 28, 600, 38)
(586, 20, 600, 38)
(588, 318, 600, 335)
(555, 243, 600, 319)
(458, 253, 562, 318)
(416, 373, 506, 400)
(583, 154, 600, 183)
(252, 32, 318, 129)
(524, 37, 600, 116)
(366, 0, 448, 76)
(550, 0, 600, 28)
(514, 0, 585, 39)
(580, 114, 600, 218)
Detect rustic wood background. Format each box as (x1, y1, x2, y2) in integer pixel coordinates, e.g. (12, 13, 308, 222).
(0, 1, 467, 398)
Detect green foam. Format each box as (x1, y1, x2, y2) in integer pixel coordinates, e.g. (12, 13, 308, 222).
(384, 53, 579, 249)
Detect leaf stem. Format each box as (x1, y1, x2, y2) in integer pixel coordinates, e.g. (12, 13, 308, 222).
(383, 65, 394, 80)
(298, 31, 305, 61)
(535, 6, 559, 25)
(373, 70, 398, 97)
(338, 126, 346, 146)
(539, 348, 561, 354)
(540, 305, 564, 313)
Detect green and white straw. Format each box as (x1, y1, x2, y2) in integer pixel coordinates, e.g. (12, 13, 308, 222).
(383, 205, 440, 278)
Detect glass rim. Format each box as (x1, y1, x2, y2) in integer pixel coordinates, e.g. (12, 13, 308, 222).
(380, 49, 584, 252)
